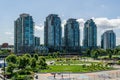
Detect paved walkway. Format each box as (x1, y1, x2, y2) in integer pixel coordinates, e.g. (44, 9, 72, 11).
(34, 70, 120, 80)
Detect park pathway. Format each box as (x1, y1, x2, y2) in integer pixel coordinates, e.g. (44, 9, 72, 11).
(34, 69, 120, 80)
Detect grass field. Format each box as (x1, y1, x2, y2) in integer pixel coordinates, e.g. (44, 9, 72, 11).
(46, 57, 98, 65)
(40, 65, 113, 73)
(55, 60, 98, 64)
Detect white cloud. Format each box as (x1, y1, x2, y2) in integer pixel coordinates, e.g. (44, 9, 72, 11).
(76, 18, 120, 31)
(34, 24, 44, 31)
(61, 20, 66, 37)
(61, 20, 66, 28)
(77, 18, 85, 23)
(5, 32, 13, 35)
(94, 18, 120, 29)
(77, 18, 85, 30)
(76, 19, 85, 45)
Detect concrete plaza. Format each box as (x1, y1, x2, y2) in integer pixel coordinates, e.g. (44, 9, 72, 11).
(34, 70, 120, 80)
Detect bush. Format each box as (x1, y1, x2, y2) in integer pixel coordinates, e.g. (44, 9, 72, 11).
(18, 70, 31, 75)
(117, 60, 120, 65)
(38, 58, 48, 69)
(56, 58, 62, 61)
(6, 54, 17, 64)
(12, 75, 33, 80)
(82, 64, 87, 68)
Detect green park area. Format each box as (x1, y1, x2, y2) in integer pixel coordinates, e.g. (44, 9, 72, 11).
(1, 53, 113, 80)
(41, 64, 113, 73)
(1, 48, 120, 79)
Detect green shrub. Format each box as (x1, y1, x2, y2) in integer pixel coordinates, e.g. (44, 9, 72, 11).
(117, 60, 120, 65)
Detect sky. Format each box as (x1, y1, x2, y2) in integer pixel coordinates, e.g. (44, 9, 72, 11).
(0, 0, 120, 46)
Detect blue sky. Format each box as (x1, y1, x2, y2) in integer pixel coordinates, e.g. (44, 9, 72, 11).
(0, 0, 120, 45)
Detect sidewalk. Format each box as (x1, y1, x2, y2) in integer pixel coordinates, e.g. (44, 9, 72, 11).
(34, 70, 120, 80)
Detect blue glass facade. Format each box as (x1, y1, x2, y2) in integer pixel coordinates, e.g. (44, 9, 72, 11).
(101, 30, 116, 49)
(44, 14, 62, 51)
(83, 19, 97, 49)
(34, 37, 40, 47)
(64, 19, 80, 51)
(14, 13, 34, 53)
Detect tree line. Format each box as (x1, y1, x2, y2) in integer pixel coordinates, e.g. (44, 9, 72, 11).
(4, 53, 48, 79)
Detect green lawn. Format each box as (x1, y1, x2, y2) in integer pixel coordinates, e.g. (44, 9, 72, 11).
(40, 65, 113, 73)
(46, 57, 98, 65)
(55, 60, 98, 64)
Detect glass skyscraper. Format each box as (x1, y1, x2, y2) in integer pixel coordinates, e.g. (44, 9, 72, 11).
(83, 19, 97, 49)
(64, 18, 80, 52)
(34, 37, 40, 47)
(44, 14, 62, 51)
(101, 30, 116, 49)
(14, 13, 34, 53)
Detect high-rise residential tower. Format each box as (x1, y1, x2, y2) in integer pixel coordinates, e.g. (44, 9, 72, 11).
(64, 18, 80, 52)
(101, 30, 116, 49)
(14, 13, 34, 53)
(34, 37, 40, 47)
(83, 19, 97, 49)
(44, 14, 62, 51)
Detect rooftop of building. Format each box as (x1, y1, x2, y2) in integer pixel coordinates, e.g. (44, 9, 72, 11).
(47, 14, 58, 19)
(84, 19, 97, 28)
(85, 19, 94, 23)
(102, 30, 115, 36)
(103, 30, 115, 34)
(20, 13, 30, 17)
(67, 18, 77, 23)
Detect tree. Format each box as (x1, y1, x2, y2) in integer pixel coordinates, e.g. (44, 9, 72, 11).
(106, 49, 113, 59)
(109, 53, 112, 59)
(33, 54, 38, 60)
(117, 60, 120, 65)
(52, 52, 57, 58)
(97, 49, 106, 56)
(47, 53, 52, 59)
(6, 54, 17, 64)
(18, 55, 30, 69)
(38, 57, 47, 69)
(7, 63, 16, 74)
(56, 51, 60, 57)
(118, 51, 120, 55)
(85, 49, 91, 57)
(40, 56, 46, 62)
(24, 53, 31, 58)
(0, 50, 2, 54)
(115, 48, 120, 55)
(91, 50, 99, 59)
(39, 59, 47, 69)
(18, 57, 24, 69)
(30, 58, 36, 68)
